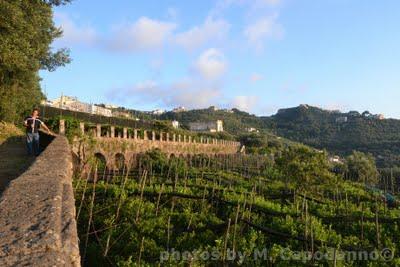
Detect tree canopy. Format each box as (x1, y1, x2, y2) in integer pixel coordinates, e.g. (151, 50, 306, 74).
(0, 0, 71, 122)
(346, 151, 379, 185)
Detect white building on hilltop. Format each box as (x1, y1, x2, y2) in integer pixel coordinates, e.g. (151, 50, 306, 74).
(172, 106, 186, 113)
(90, 105, 112, 117)
(49, 95, 112, 117)
(172, 120, 179, 129)
(189, 120, 223, 132)
(151, 109, 165, 115)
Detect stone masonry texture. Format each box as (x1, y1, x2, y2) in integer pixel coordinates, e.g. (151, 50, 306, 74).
(0, 135, 80, 267)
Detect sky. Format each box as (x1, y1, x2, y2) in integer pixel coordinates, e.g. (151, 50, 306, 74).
(40, 0, 400, 118)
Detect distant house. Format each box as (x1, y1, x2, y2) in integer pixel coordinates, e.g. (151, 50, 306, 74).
(348, 111, 360, 117)
(50, 95, 112, 117)
(113, 110, 131, 118)
(90, 105, 112, 117)
(151, 109, 165, 115)
(172, 120, 179, 129)
(329, 155, 344, 164)
(362, 111, 372, 117)
(51, 95, 91, 113)
(362, 111, 385, 120)
(189, 120, 224, 132)
(373, 114, 385, 120)
(246, 127, 259, 133)
(335, 116, 348, 123)
(41, 99, 54, 106)
(172, 106, 186, 113)
(104, 104, 118, 109)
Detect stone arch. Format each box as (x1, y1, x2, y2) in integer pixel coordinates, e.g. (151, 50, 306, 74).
(115, 153, 126, 171)
(127, 153, 138, 169)
(94, 152, 107, 171)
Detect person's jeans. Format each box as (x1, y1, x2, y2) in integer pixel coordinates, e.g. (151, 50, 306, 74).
(26, 132, 40, 156)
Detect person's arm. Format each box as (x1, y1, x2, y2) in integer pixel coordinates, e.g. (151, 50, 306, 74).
(41, 122, 54, 135)
(23, 117, 29, 127)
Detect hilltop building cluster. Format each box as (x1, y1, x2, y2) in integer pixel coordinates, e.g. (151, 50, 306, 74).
(336, 110, 385, 123)
(45, 95, 115, 117)
(189, 120, 224, 132)
(42, 95, 226, 133)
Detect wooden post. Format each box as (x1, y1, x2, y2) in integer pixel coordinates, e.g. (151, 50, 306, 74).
(173, 134, 176, 142)
(96, 124, 101, 138)
(166, 133, 170, 142)
(160, 132, 163, 141)
(200, 136, 203, 143)
(178, 135, 181, 142)
(79, 122, 85, 135)
(152, 131, 156, 141)
(134, 129, 138, 140)
(123, 128, 127, 139)
(188, 136, 192, 143)
(143, 130, 148, 140)
(183, 135, 187, 143)
(59, 119, 65, 135)
(111, 126, 115, 138)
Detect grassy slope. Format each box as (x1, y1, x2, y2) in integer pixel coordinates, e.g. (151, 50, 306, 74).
(0, 122, 33, 192)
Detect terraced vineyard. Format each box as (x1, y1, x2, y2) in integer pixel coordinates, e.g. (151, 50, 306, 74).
(74, 150, 400, 266)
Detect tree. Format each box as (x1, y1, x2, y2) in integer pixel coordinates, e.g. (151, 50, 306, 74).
(275, 146, 335, 191)
(346, 151, 379, 185)
(0, 0, 71, 122)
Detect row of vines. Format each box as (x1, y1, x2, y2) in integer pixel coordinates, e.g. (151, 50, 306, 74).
(74, 148, 400, 266)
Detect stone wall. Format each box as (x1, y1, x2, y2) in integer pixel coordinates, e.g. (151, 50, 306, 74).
(69, 121, 242, 170)
(0, 135, 80, 266)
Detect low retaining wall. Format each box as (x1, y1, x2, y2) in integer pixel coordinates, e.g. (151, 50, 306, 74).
(0, 135, 80, 266)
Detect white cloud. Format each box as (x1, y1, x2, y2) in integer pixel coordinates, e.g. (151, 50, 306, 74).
(106, 78, 222, 109)
(175, 17, 230, 50)
(230, 96, 259, 111)
(193, 48, 227, 80)
(253, 0, 282, 8)
(108, 17, 177, 52)
(166, 79, 222, 108)
(250, 73, 264, 82)
(54, 13, 98, 46)
(243, 14, 283, 50)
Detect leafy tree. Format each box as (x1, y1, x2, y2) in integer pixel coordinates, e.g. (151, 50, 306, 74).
(0, 0, 71, 122)
(275, 146, 335, 191)
(346, 151, 379, 185)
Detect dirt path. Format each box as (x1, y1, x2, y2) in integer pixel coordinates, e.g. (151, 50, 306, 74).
(0, 136, 34, 193)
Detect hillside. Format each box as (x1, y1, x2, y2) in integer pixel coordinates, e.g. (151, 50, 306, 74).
(156, 105, 400, 168)
(159, 107, 264, 134)
(262, 105, 400, 168)
(44, 104, 400, 168)
(0, 122, 34, 192)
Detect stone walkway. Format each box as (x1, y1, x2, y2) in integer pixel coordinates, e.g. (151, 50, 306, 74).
(0, 136, 34, 193)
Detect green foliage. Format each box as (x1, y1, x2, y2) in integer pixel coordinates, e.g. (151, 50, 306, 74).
(263, 105, 400, 168)
(276, 146, 336, 190)
(346, 151, 379, 185)
(152, 104, 400, 169)
(0, 0, 71, 122)
(75, 151, 400, 266)
(159, 107, 264, 135)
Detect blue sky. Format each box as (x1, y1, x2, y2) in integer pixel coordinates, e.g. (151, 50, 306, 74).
(40, 0, 400, 117)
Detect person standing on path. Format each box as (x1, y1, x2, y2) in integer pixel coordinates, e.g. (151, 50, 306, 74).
(23, 108, 52, 156)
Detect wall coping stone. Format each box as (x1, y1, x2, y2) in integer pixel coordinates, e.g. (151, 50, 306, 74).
(0, 135, 80, 266)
